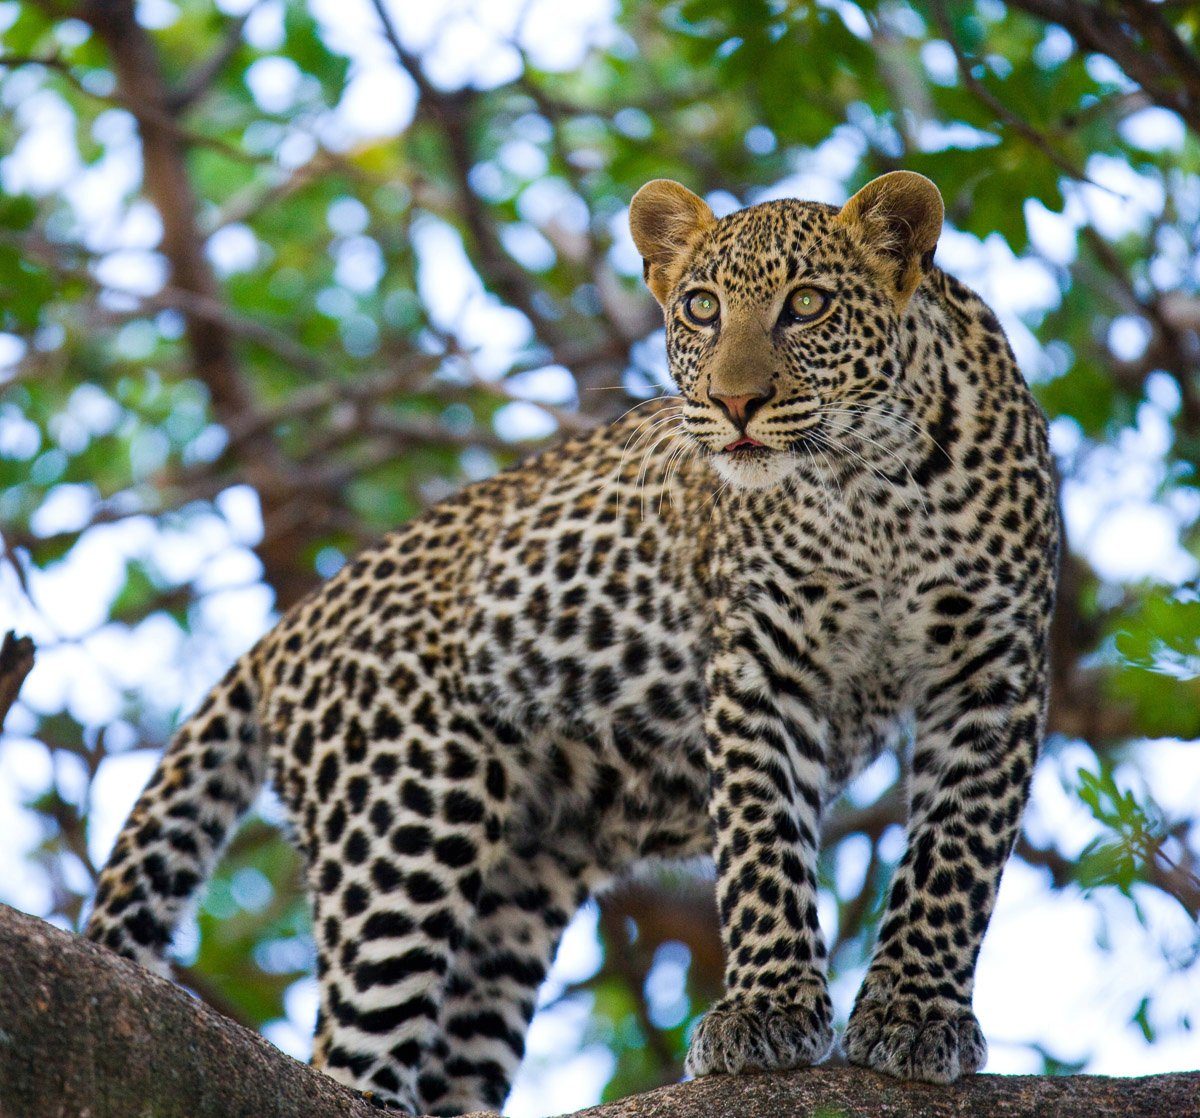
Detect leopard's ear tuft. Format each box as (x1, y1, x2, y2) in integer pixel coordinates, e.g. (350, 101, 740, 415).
(629, 180, 715, 306)
(837, 171, 943, 303)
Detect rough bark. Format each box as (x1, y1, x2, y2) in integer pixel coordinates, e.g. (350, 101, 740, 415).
(1, 904, 1196, 1118)
(0, 903, 424, 1118)
(574, 1064, 1200, 1118)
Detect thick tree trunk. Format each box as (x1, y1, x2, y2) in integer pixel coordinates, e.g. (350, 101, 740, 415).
(0, 905, 1195, 1118)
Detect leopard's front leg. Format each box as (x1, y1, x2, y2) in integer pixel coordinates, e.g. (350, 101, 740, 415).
(844, 634, 1047, 1084)
(686, 620, 834, 1078)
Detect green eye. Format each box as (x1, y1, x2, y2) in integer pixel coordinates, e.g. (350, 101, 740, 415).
(786, 286, 831, 323)
(684, 290, 720, 325)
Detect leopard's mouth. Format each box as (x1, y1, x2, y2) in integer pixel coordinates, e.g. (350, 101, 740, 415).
(721, 436, 771, 456)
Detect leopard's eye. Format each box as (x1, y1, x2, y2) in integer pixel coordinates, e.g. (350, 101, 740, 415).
(784, 286, 831, 324)
(683, 290, 721, 326)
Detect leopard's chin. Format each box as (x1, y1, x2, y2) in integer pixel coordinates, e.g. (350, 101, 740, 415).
(709, 447, 799, 491)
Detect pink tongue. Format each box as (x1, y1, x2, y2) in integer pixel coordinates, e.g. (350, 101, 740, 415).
(724, 436, 765, 451)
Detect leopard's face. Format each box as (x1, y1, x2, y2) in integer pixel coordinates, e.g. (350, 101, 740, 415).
(630, 175, 943, 492)
(666, 201, 907, 490)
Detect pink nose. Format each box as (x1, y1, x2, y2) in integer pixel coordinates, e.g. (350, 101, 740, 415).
(709, 387, 773, 427)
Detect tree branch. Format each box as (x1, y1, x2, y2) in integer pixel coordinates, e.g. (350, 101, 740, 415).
(574, 1062, 1200, 1118)
(1, 902, 1196, 1118)
(70, 0, 338, 608)
(166, 6, 255, 115)
(1006, 0, 1200, 136)
(0, 49, 262, 165)
(930, 1, 1109, 191)
(0, 631, 34, 732)
(364, 0, 642, 418)
(0, 903, 403, 1118)
(367, 0, 552, 332)
(78, 0, 249, 418)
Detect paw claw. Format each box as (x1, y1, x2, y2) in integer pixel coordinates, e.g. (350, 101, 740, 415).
(845, 992, 986, 1084)
(686, 992, 834, 1077)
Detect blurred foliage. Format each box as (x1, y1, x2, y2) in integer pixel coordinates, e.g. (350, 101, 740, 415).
(1, 0, 1200, 1107)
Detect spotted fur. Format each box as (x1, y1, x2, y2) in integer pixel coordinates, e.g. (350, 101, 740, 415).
(86, 173, 1058, 1112)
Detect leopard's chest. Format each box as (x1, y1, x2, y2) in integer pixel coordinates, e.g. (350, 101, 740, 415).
(711, 500, 943, 747)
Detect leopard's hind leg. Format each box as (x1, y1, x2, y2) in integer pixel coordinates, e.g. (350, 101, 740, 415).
(416, 847, 594, 1116)
(302, 713, 513, 1112)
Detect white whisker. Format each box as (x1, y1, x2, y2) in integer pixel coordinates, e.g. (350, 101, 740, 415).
(811, 426, 929, 518)
(700, 474, 732, 521)
(635, 421, 686, 522)
(596, 406, 683, 518)
(819, 414, 930, 507)
(822, 400, 951, 463)
(611, 416, 681, 523)
(660, 436, 695, 514)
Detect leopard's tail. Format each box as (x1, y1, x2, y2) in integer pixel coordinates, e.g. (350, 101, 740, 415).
(84, 657, 267, 975)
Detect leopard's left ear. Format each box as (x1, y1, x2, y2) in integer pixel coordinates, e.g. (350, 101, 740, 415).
(629, 179, 715, 306)
(837, 171, 943, 303)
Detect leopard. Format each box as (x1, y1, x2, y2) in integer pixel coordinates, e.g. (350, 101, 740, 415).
(84, 171, 1059, 1114)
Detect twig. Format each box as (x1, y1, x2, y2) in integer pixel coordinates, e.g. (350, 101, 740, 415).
(1006, 0, 1200, 136)
(1016, 834, 1200, 921)
(0, 46, 262, 166)
(0, 631, 35, 732)
(931, 1, 1122, 196)
(167, 5, 257, 114)
(365, 0, 586, 341)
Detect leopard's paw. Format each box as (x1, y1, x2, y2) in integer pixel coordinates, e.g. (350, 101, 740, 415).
(843, 992, 986, 1085)
(685, 991, 834, 1077)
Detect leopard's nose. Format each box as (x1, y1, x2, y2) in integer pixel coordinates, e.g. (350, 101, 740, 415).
(708, 386, 775, 428)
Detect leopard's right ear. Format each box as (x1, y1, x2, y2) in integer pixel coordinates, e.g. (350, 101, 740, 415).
(836, 171, 943, 303)
(629, 180, 715, 306)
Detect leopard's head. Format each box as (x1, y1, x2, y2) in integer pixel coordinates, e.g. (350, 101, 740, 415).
(629, 172, 943, 491)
